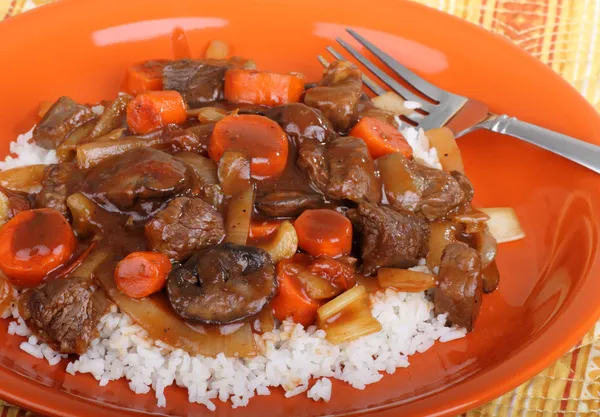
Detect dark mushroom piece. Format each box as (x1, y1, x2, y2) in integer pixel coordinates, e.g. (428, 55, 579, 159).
(84, 148, 189, 210)
(434, 242, 483, 331)
(265, 103, 337, 146)
(255, 190, 324, 218)
(167, 243, 277, 324)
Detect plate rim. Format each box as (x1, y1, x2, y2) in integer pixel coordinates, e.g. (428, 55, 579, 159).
(0, 0, 599, 416)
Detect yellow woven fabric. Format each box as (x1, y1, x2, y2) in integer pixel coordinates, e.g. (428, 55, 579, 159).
(1, 1, 599, 416)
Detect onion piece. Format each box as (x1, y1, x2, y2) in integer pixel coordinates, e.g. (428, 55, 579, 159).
(254, 221, 298, 264)
(317, 285, 381, 344)
(66, 193, 102, 238)
(0, 191, 9, 226)
(376, 268, 436, 292)
(175, 151, 219, 185)
(354, 274, 381, 293)
(376, 152, 425, 211)
(55, 119, 98, 162)
(426, 222, 461, 269)
(186, 107, 229, 124)
(94, 254, 257, 357)
(76, 136, 163, 169)
(371, 91, 413, 116)
(38, 101, 53, 118)
(218, 151, 251, 196)
(482, 260, 500, 293)
(479, 207, 525, 244)
(0, 274, 13, 313)
(89, 95, 130, 140)
(205, 40, 229, 60)
(252, 307, 275, 334)
(297, 271, 342, 300)
(425, 127, 464, 173)
(0, 164, 45, 193)
(224, 185, 254, 245)
(475, 225, 497, 269)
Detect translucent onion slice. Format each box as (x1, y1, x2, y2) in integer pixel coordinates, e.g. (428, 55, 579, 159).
(479, 207, 525, 244)
(0, 164, 45, 193)
(317, 285, 381, 344)
(254, 221, 298, 264)
(205, 40, 229, 60)
(376, 268, 437, 292)
(425, 127, 464, 173)
(224, 186, 254, 245)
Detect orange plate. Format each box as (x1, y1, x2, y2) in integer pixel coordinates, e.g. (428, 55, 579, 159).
(1, 0, 600, 416)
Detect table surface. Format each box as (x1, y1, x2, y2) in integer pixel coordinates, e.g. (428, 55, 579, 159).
(0, 0, 599, 416)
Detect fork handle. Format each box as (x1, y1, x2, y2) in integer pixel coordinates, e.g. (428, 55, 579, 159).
(484, 115, 600, 174)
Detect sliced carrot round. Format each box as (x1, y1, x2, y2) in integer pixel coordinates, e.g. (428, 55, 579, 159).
(294, 209, 352, 258)
(126, 90, 187, 135)
(209, 114, 289, 178)
(349, 117, 412, 159)
(0, 208, 76, 287)
(114, 251, 172, 299)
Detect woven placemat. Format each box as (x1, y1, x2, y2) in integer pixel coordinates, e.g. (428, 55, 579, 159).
(1, 0, 599, 416)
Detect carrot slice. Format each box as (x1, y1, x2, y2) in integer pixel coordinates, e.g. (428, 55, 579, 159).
(271, 254, 322, 327)
(209, 114, 289, 178)
(349, 117, 413, 159)
(294, 209, 352, 258)
(249, 219, 283, 239)
(224, 69, 304, 106)
(114, 252, 172, 299)
(0, 208, 76, 288)
(126, 90, 187, 134)
(123, 60, 169, 96)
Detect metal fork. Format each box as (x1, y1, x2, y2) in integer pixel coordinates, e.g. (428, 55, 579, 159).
(318, 28, 600, 174)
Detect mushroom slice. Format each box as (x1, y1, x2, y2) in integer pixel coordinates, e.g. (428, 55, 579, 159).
(166, 243, 277, 324)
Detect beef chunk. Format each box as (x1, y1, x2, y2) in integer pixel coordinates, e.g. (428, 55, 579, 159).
(451, 170, 474, 205)
(412, 164, 466, 221)
(304, 61, 362, 133)
(255, 191, 324, 217)
(434, 242, 482, 331)
(297, 139, 329, 193)
(84, 148, 189, 209)
(33, 97, 95, 149)
(145, 197, 225, 261)
(163, 60, 227, 106)
(266, 103, 337, 146)
(19, 278, 108, 354)
(298, 136, 381, 203)
(348, 203, 429, 275)
(36, 163, 84, 218)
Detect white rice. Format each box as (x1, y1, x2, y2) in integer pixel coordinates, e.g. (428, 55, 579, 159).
(0, 127, 58, 170)
(397, 116, 443, 170)
(0, 124, 465, 410)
